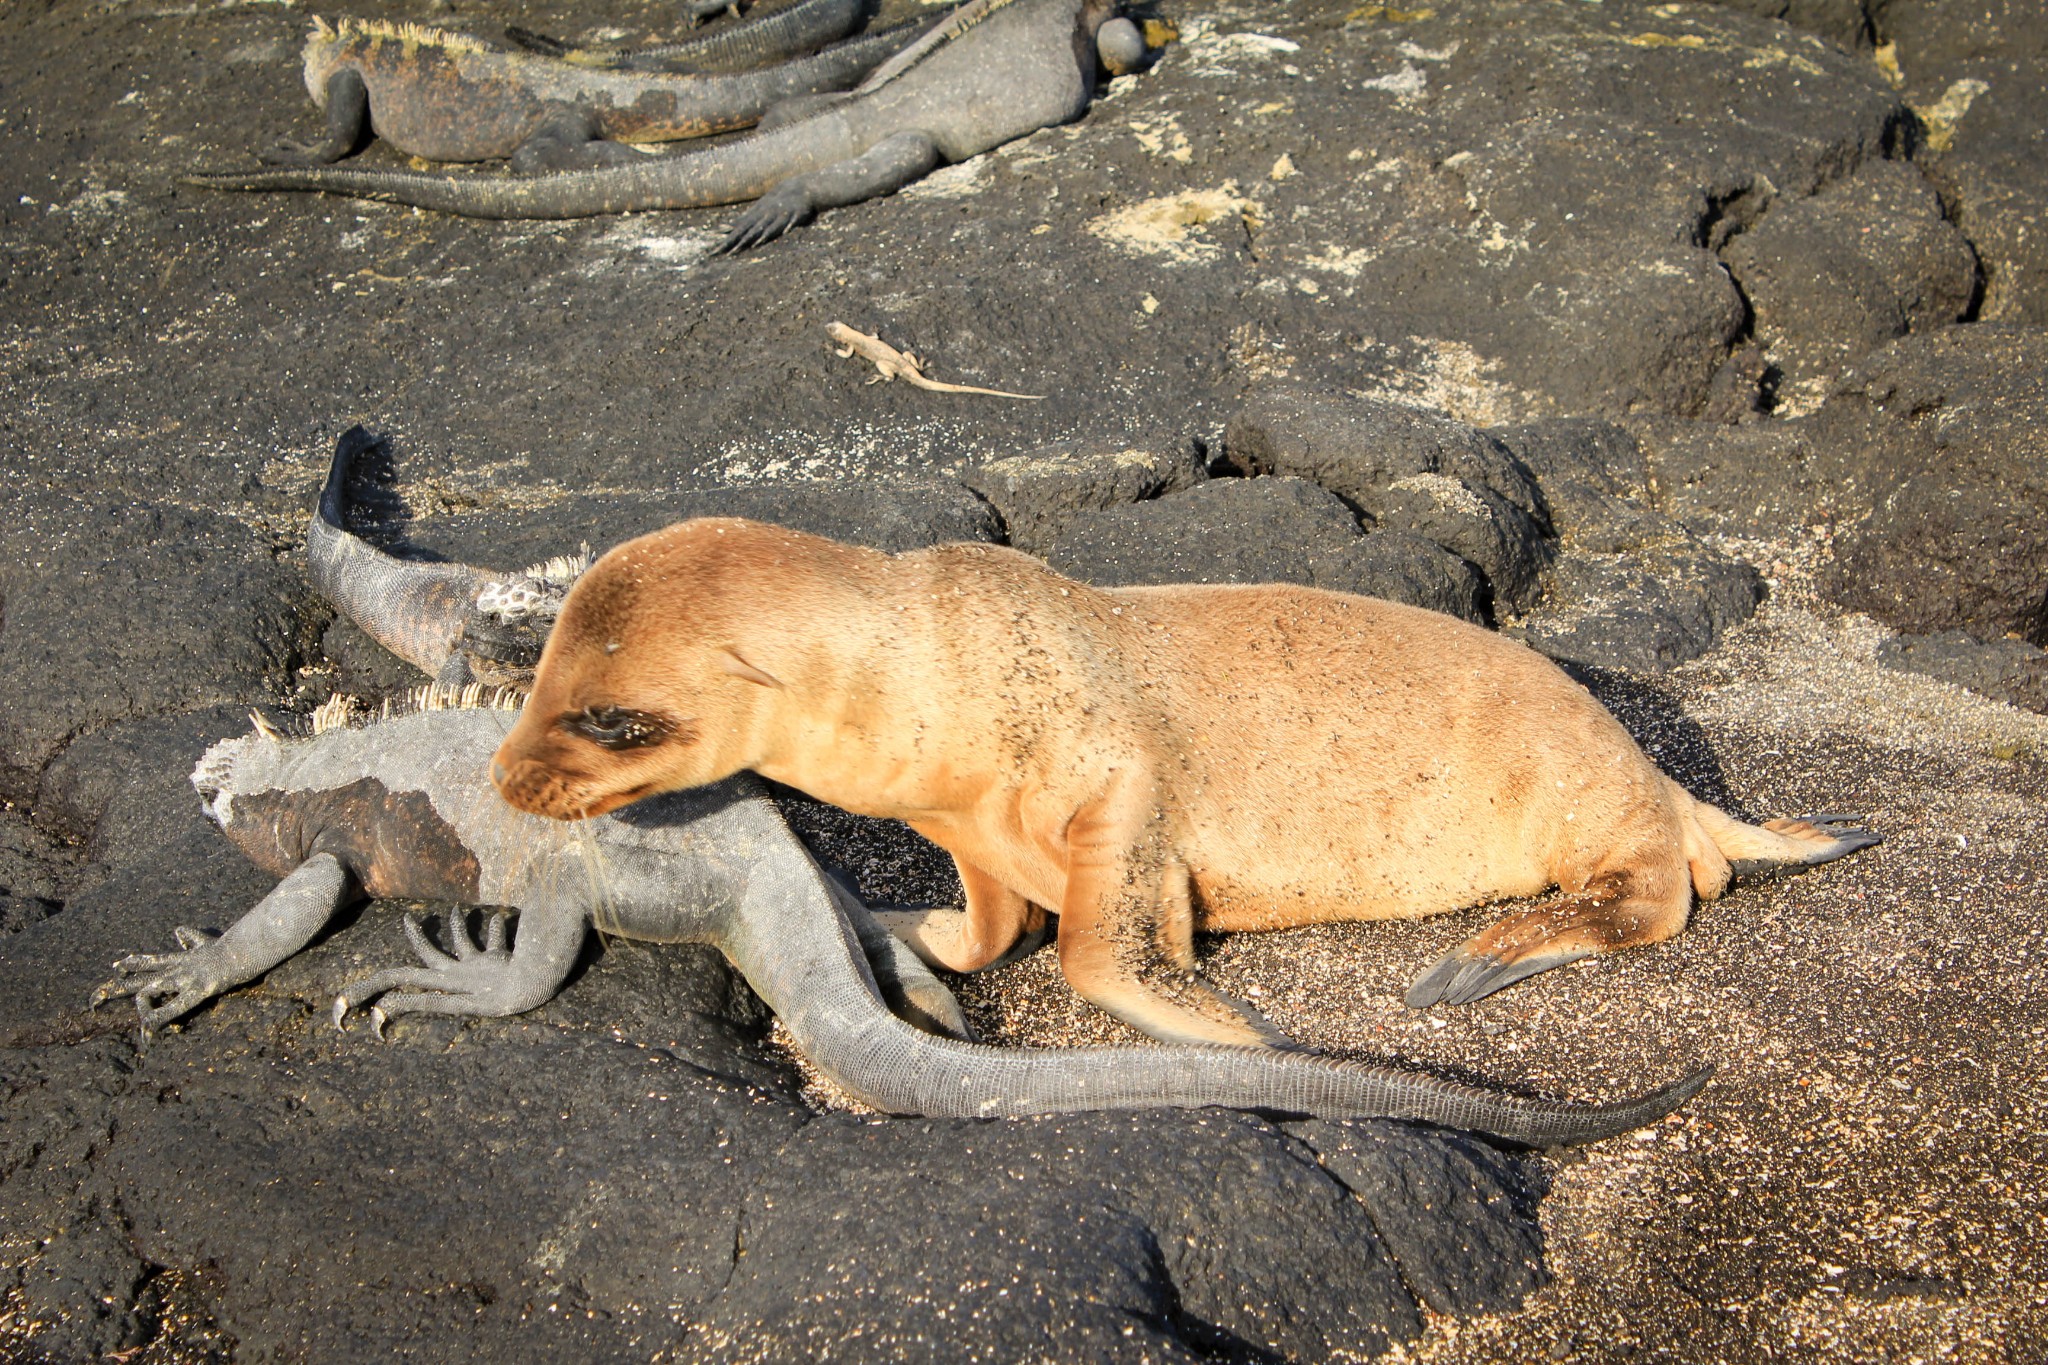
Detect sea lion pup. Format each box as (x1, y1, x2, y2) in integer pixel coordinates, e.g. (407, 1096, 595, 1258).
(491, 518, 1879, 1047)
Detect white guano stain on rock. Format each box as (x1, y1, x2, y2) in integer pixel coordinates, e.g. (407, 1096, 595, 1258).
(1361, 61, 1428, 99)
(899, 157, 990, 200)
(586, 222, 723, 273)
(1085, 183, 1254, 263)
(1180, 25, 1301, 77)
(1127, 114, 1193, 164)
(1360, 337, 1548, 427)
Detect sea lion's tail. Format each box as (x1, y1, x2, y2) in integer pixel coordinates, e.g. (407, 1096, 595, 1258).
(1686, 798, 1882, 893)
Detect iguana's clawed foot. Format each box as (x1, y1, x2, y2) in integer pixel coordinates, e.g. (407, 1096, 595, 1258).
(716, 186, 812, 253)
(332, 910, 527, 1032)
(257, 138, 342, 168)
(688, 0, 744, 25)
(92, 926, 230, 1032)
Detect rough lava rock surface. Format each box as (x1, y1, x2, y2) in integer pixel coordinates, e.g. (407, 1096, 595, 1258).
(3, 0, 2047, 1360)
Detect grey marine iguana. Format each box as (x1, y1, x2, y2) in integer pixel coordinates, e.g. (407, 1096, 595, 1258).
(308, 426, 580, 690)
(503, 0, 879, 76)
(91, 697, 1709, 1143)
(186, 0, 1149, 251)
(250, 11, 920, 173)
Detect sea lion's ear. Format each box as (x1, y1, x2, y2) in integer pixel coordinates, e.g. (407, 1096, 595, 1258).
(719, 649, 783, 688)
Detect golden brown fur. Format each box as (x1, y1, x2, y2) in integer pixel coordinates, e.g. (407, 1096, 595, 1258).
(491, 518, 1876, 1045)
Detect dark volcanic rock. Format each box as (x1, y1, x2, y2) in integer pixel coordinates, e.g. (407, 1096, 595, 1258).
(1224, 387, 1551, 614)
(1876, 629, 2048, 714)
(1878, 0, 2048, 324)
(1046, 475, 1360, 586)
(1697, 0, 1875, 48)
(1720, 159, 1976, 394)
(959, 438, 1206, 555)
(1513, 545, 1767, 674)
(3, 970, 1556, 1365)
(1490, 420, 1767, 670)
(371, 477, 1005, 575)
(1816, 326, 2048, 644)
(0, 496, 321, 776)
(1639, 422, 1835, 534)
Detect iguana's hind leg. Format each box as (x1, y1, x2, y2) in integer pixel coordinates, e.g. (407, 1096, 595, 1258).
(509, 106, 651, 174)
(825, 874, 974, 1040)
(1406, 864, 1691, 1008)
(1054, 788, 1290, 1048)
(717, 130, 941, 252)
(260, 68, 371, 166)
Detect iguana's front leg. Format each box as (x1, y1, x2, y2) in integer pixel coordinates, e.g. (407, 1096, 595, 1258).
(717, 130, 942, 252)
(259, 68, 371, 167)
(92, 853, 354, 1032)
(331, 903, 587, 1032)
(508, 105, 655, 175)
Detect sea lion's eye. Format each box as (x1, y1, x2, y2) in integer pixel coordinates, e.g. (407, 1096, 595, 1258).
(559, 705, 677, 751)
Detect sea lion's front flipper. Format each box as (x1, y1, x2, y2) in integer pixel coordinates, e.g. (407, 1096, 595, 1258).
(1406, 868, 1690, 1008)
(1054, 790, 1290, 1048)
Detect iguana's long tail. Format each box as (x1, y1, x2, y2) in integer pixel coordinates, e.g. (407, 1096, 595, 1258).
(725, 804, 1714, 1145)
(184, 115, 825, 218)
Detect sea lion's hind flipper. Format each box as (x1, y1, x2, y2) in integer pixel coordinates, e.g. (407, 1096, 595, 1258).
(1406, 943, 1593, 1009)
(259, 66, 371, 167)
(1405, 869, 1687, 1009)
(1700, 805, 1881, 877)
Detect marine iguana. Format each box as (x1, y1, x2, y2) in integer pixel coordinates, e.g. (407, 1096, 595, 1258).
(307, 426, 579, 690)
(504, 0, 876, 75)
(92, 699, 1710, 1143)
(185, 0, 1149, 252)
(254, 13, 917, 173)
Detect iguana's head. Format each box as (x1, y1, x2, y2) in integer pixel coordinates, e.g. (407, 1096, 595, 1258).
(459, 548, 595, 689)
(193, 688, 523, 889)
(490, 519, 819, 821)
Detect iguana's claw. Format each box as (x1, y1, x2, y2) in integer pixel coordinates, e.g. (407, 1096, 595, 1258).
(257, 139, 332, 168)
(333, 910, 527, 1029)
(91, 926, 230, 1032)
(715, 188, 812, 254)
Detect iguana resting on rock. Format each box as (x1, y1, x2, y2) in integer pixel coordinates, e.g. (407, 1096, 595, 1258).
(308, 426, 580, 689)
(503, 0, 878, 75)
(186, 0, 1148, 251)
(92, 691, 969, 1043)
(91, 699, 1709, 1143)
(251, 12, 917, 172)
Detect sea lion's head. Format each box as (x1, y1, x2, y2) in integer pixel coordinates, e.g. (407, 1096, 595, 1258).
(490, 519, 802, 821)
